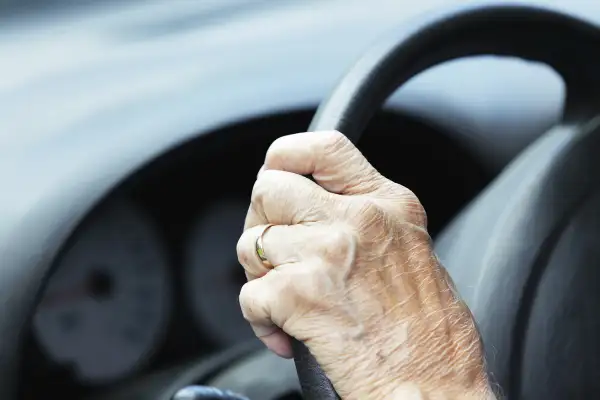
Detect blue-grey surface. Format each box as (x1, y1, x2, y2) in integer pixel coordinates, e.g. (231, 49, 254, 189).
(209, 350, 301, 399)
(0, 0, 586, 171)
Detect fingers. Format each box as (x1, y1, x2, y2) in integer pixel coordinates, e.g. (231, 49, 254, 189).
(239, 261, 338, 359)
(237, 224, 303, 279)
(264, 130, 385, 195)
(237, 223, 342, 279)
(237, 223, 358, 358)
(239, 272, 293, 358)
(244, 169, 334, 229)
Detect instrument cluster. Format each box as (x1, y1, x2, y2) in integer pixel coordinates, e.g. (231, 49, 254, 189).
(182, 199, 254, 347)
(23, 194, 255, 396)
(33, 200, 173, 386)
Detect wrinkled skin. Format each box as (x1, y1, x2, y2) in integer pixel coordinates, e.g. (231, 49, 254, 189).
(237, 131, 493, 399)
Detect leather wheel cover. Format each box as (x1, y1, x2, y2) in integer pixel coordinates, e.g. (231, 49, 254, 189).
(295, 2, 600, 399)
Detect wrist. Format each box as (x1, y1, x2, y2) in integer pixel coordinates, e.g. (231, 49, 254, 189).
(353, 302, 493, 399)
(385, 382, 497, 399)
(334, 348, 493, 399)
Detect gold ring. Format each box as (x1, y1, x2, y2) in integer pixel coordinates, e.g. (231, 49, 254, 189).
(255, 224, 275, 268)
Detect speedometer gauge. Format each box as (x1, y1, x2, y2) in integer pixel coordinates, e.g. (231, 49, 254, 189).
(184, 199, 254, 346)
(33, 200, 172, 385)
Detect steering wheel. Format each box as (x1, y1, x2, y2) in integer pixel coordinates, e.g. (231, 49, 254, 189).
(294, 2, 600, 400)
(3, 2, 600, 400)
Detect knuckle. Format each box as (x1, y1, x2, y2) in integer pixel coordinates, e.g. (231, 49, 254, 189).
(238, 281, 258, 320)
(286, 267, 326, 306)
(265, 136, 291, 166)
(238, 280, 256, 307)
(250, 176, 267, 206)
(273, 271, 299, 299)
(266, 131, 351, 165)
(239, 279, 270, 317)
(352, 199, 389, 236)
(394, 185, 427, 226)
(251, 169, 296, 211)
(359, 198, 386, 222)
(236, 231, 251, 266)
(322, 129, 347, 143)
(250, 170, 280, 206)
(397, 184, 421, 205)
(239, 273, 287, 323)
(321, 130, 350, 151)
(320, 227, 356, 260)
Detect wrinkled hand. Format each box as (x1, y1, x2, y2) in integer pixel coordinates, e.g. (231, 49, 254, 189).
(237, 131, 491, 399)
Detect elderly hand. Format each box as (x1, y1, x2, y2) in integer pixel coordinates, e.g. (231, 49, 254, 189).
(237, 131, 493, 399)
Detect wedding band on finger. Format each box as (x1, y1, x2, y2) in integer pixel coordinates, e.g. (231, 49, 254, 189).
(255, 224, 276, 268)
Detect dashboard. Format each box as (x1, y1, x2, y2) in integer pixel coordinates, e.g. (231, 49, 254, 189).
(0, 0, 596, 398)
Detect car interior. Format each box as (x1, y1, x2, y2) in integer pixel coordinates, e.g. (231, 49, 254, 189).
(1, 0, 599, 399)
(18, 110, 491, 399)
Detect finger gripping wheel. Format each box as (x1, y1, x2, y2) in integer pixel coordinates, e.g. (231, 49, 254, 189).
(295, 2, 600, 399)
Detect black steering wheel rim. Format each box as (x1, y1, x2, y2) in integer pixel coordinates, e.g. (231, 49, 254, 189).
(295, 2, 600, 399)
(311, 2, 600, 142)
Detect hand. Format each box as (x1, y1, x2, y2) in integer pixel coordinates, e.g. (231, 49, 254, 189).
(237, 131, 492, 399)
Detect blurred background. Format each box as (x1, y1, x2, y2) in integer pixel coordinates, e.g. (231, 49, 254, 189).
(0, 0, 572, 399)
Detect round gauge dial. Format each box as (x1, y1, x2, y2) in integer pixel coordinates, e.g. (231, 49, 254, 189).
(33, 200, 172, 385)
(184, 199, 254, 346)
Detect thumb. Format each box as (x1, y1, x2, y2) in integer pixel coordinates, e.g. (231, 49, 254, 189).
(263, 130, 385, 195)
